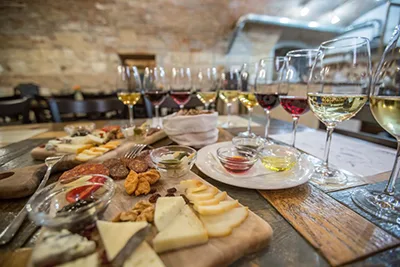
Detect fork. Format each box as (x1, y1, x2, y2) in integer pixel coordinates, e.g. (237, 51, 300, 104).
(124, 144, 146, 159)
(0, 155, 64, 245)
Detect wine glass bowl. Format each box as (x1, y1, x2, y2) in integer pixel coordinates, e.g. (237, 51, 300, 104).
(219, 66, 241, 128)
(169, 67, 192, 110)
(307, 37, 371, 185)
(194, 67, 218, 110)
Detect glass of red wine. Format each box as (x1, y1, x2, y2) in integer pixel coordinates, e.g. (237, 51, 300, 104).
(143, 67, 167, 129)
(280, 49, 320, 147)
(255, 57, 287, 140)
(169, 67, 192, 110)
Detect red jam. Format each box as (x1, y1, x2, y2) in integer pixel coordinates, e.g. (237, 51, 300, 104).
(221, 156, 253, 173)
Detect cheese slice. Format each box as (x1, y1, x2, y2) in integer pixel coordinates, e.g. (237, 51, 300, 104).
(58, 253, 98, 267)
(96, 221, 147, 261)
(195, 200, 239, 215)
(55, 144, 93, 154)
(91, 147, 110, 153)
(199, 207, 249, 237)
(153, 205, 208, 253)
(179, 179, 203, 190)
(123, 242, 165, 267)
(193, 191, 227, 207)
(186, 186, 218, 201)
(81, 149, 103, 156)
(154, 197, 186, 232)
(186, 184, 207, 194)
(75, 153, 97, 162)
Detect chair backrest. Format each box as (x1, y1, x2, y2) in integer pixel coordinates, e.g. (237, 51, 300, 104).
(14, 83, 39, 98)
(0, 97, 31, 123)
(48, 99, 125, 122)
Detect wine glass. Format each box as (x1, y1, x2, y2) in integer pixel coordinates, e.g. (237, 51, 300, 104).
(255, 57, 287, 139)
(116, 65, 142, 126)
(194, 67, 218, 110)
(281, 49, 320, 147)
(169, 67, 192, 110)
(143, 67, 167, 129)
(238, 62, 259, 137)
(307, 37, 371, 185)
(352, 45, 400, 222)
(218, 66, 241, 128)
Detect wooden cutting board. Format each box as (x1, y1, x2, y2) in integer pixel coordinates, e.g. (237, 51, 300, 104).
(103, 171, 273, 267)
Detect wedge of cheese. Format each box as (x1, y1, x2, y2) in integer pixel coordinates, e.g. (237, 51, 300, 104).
(194, 200, 239, 215)
(123, 241, 165, 267)
(192, 191, 227, 207)
(153, 205, 208, 253)
(154, 196, 186, 232)
(186, 186, 218, 202)
(55, 144, 93, 154)
(199, 207, 249, 237)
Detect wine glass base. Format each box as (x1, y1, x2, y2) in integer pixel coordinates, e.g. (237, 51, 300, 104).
(311, 166, 348, 185)
(221, 121, 235, 128)
(238, 131, 257, 138)
(352, 189, 400, 223)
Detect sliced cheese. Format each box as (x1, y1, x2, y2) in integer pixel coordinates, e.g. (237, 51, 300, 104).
(123, 241, 165, 267)
(96, 220, 148, 261)
(155, 197, 186, 232)
(153, 205, 208, 253)
(195, 200, 239, 215)
(55, 144, 93, 154)
(186, 186, 218, 201)
(86, 134, 106, 144)
(186, 184, 207, 194)
(193, 191, 227, 207)
(179, 180, 203, 190)
(199, 207, 249, 237)
(81, 149, 103, 156)
(91, 147, 110, 153)
(75, 153, 97, 162)
(58, 253, 98, 267)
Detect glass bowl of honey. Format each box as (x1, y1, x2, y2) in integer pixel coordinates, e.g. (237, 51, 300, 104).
(259, 144, 301, 172)
(232, 136, 266, 152)
(216, 146, 258, 173)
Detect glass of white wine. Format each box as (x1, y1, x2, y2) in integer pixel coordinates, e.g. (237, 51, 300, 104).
(238, 62, 259, 138)
(307, 37, 371, 185)
(219, 66, 241, 128)
(194, 67, 218, 110)
(116, 65, 142, 126)
(352, 45, 400, 222)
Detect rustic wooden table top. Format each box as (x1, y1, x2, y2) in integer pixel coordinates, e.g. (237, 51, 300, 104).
(0, 117, 399, 267)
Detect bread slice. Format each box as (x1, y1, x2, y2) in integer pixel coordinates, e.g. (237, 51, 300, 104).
(199, 207, 249, 237)
(194, 200, 239, 215)
(153, 205, 208, 253)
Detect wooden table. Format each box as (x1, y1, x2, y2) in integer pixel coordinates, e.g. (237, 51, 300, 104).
(0, 117, 399, 267)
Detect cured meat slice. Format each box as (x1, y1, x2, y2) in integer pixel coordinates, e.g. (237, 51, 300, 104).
(59, 163, 109, 181)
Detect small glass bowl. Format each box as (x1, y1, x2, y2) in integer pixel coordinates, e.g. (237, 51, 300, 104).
(64, 123, 96, 136)
(232, 136, 266, 152)
(258, 144, 301, 172)
(150, 145, 197, 178)
(26, 174, 115, 232)
(216, 146, 258, 173)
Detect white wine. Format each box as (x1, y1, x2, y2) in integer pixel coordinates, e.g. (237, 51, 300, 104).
(238, 92, 259, 109)
(307, 93, 367, 126)
(117, 92, 141, 105)
(197, 92, 217, 105)
(370, 96, 400, 138)
(219, 90, 239, 104)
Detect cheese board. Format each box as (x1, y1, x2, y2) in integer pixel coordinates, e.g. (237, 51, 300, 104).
(23, 145, 272, 267)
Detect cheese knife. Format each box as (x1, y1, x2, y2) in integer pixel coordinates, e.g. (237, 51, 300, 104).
(112, 224, 151, 267)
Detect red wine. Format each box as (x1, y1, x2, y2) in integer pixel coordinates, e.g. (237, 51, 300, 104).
(280, 96, 309, 116)
(255, 93, 286, 110)
(170, 90, 191, 106)
(145, 91, 167, 106)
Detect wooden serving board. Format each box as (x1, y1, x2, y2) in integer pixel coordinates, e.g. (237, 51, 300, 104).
(103, 171, 273, 267)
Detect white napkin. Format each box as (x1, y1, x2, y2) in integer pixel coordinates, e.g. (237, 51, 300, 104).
(163, 112, 218, 135)
(168, 129, 219, 147)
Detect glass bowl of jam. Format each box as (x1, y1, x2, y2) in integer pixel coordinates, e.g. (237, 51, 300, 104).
(216, 146, 258, 173)
(232, 136, 266, 152)
(26, 174, 115, 232)
(259, 144, 301, 172)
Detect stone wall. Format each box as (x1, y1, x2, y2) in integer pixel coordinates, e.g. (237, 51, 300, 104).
(0, 0, 284, 95)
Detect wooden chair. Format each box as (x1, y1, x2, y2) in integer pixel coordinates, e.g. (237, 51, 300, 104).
(0, 97, 31, 124)
(48, 98, 125, 122)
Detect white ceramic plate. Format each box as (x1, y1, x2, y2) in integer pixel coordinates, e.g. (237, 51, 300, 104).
(195, 142, 314, 190)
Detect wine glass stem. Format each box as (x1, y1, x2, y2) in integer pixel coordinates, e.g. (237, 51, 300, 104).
(384, 141, 400, 195)
(179, 104, 184, 110)
(292, 116, 299, 147)
(227, 103, 232, 125)
(323, 126, 335, 168)
(247, 108, 253, 134)
(205, 103, 209, 111)
(264, 109, 270, 139)
(155, 105, 160, 129)
(128, 105, 134, 126)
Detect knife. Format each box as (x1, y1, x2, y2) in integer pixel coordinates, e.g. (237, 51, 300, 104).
(112, 224, 151, 267)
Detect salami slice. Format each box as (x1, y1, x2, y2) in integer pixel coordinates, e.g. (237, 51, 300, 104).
(59, 163, 110, 181)
(127, 159, 148, 173)
(109, 165, 129, 180)
(103, 158, 123, 169)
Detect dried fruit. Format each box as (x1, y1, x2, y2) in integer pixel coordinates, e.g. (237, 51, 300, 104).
(135, 177, 151, 196)
(124, 171, 139, 195)
(165, 193, 175, 197)
(167, 187, 177, 194)
(149, 188, 157, 194)
(149, 193, 161, 203)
